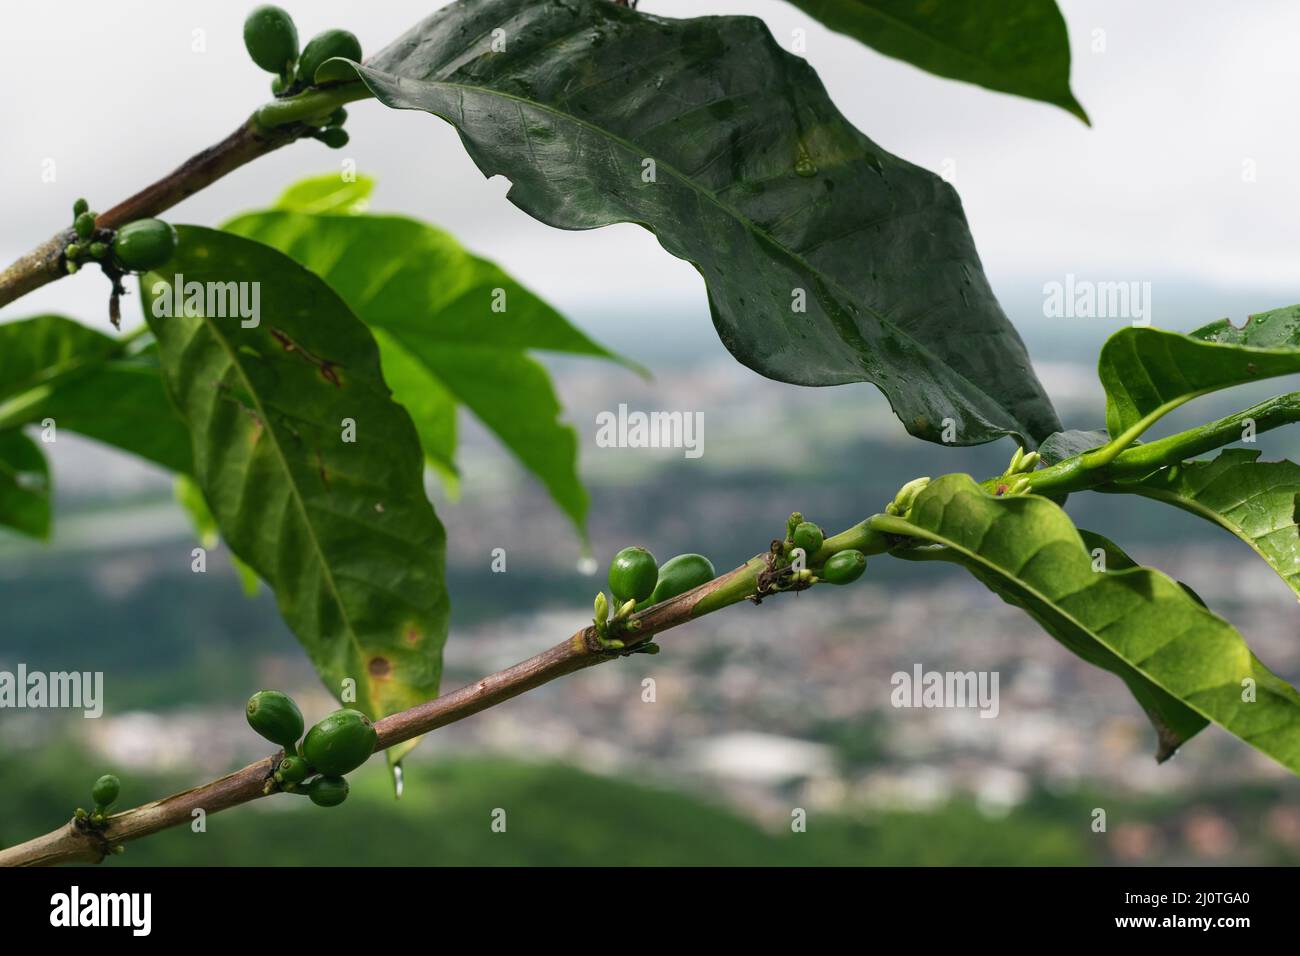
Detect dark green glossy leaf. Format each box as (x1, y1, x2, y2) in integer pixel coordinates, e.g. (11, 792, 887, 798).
(141, 226, 449, 765)
(223, 205, 632, 538)
(781, 0, 1087, 121)
(1117, 449, 1300, 599)
(0, 429, 50, 539)
(879, 474, 1300, 771)
(1100, 304, 1300, 437)
(330, 0, 1061, 447)
(0, 315, 191, 473)
(1038, 429, 1107, 465)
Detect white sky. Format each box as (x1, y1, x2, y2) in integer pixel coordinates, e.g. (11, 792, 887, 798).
(3, 0, 1297, 330)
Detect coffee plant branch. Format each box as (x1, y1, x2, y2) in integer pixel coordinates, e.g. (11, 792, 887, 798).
(0, 520, 893, 867)
(0, 83, 368, 311)
(1015, 391, 1300, 497)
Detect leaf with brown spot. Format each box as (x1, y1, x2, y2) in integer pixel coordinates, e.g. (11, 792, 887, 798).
(142, 226, 449, 769)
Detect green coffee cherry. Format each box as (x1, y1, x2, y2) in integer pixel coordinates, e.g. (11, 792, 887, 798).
(302, 708, 377, 776)
(246, 690, 305, 751)
(271, 76, 286, 95)
(792, 521, 824, 556)
(92, 774, 120, 810)
(89, 242, 108, 259)
(645, 553, 715, 607)
(296, 29, 362, 87)
(243, 5, 298, 75)
(74, 212, 95, 240)
(327, 107, 348, 128)
(820, 550, 867, 585)
(314, 128, 349, 149)
(608, 546, 658, 603)
(65, 242, 82, 260)
(72, 198, 89, 218)
(112, 219, 178, 272)
(305, 775, 349, 807)
(274, 754, 310, 786)
(65, 261, 79, 274)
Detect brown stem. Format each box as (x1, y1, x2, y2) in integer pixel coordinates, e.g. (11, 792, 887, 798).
(0, 553, 784, 867)
(0, 117, 304, 311)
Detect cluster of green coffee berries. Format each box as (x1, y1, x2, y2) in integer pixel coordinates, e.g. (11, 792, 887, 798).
(781, 514, 867, 586)
(62, 199, 177, 276)
(244, 5, 358, 147)
(593, 547, 717, 649)
(246, 690, 376, 807)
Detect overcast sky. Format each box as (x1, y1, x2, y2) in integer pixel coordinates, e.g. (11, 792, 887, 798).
(3, 0, 1297, 333)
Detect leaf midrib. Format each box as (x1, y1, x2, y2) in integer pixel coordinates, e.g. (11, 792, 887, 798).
(198, 314, 370, 696)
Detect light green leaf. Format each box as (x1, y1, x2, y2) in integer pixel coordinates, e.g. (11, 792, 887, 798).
(877, 474, 1300, 772)
(329, 0, 1061, 447)
(369, 329, 459, 494)
(781, 0, 1087, 122)
(142, 226, 449, 765)
(1100, 304, 1300, 437)
(223, 205, 630, 538)
(1076, 527, 1207, 608)
(0, 314, 117, 397)
(0, 429, 50, 539)
(28, 353, 192, 474)
(0, 315, 192, 474)
(1116, 449, 1300, 600)
(174, 474, 261, 595)
(175, 472, 217, 549)
(274, 172, 375, 214)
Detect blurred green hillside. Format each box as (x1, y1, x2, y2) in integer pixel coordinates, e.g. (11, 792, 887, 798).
(6, 746, 1298, 866)
(3, 746, 1097, 866)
